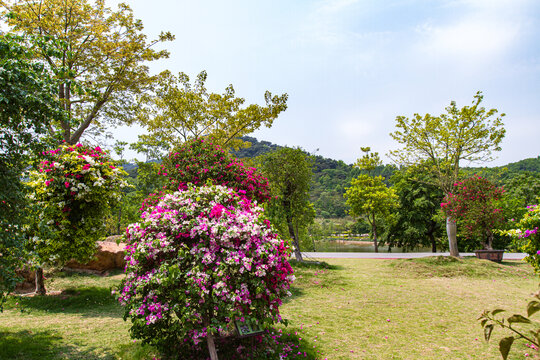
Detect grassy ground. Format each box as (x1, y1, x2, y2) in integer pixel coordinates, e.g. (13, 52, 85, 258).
(0, 257, 537, 359)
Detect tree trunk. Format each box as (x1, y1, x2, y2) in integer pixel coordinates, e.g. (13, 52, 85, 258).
(372, 223, 379, 253)
(484, 229, 494, 250)
(35, 267, 46, 295)
(287, 219, 303, 261)
(428, 221, 436, 253)
(206, 331, 219, 360)
(446, 216, 459, 257)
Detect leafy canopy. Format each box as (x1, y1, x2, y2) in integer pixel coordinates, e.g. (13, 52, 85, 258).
(257, 147, 315, 257)
(2, 0, 174, 143)
(389, 91, 505, 193)
(136, 70, 288, 152)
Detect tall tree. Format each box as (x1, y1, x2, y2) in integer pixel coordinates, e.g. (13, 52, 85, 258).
(136, 70, 288, 152)
(389, 92, 505, 256)
(1, 0, 174, 143)
(344, 148, 398, 252)
(388, 165, 444, 252)
(0, 33, 63, 302)
(257, 147, 314, 261)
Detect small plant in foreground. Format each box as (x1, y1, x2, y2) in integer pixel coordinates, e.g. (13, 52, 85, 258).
(119, 184, 294, 359)
(479, 289, 540, 359)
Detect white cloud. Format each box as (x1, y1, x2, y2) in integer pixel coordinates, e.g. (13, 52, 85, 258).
(414, 0, 531, 66)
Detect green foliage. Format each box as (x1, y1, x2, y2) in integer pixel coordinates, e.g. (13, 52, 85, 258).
(344, 149, 398, 251)
(257, 147, 315, 260)
(0, 33, 64, 308)
(3, 0, 174, 143)
(389, 91, 506, 194)
(479, 289, 540, 359)
(136, 70, 288, 151)
(26, 144, 128, 266)
(387, 166, 444, 251)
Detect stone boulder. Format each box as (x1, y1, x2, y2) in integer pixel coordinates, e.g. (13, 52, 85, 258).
(15, 267, 36, 293)
(64, 240, 126, 273)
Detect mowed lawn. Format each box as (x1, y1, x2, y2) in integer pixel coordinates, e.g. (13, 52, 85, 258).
(0, 257, 537, 360)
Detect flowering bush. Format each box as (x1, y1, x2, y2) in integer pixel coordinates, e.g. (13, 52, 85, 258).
(118, 184, 294, 358)
(27, 143, 128, 264)
(159, 138, 271, 206)
(441, 176, 504, 250)
(502, 204, 540, 273)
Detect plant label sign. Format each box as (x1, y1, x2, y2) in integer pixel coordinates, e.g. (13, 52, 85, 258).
(234, 319, 263, 337)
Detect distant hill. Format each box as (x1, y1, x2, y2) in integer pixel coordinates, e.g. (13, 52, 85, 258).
(124, 137, 539, 219)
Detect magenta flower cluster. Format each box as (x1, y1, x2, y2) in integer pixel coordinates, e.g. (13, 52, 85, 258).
(158, 138, 271, 206)
(118, 184, 294, 355)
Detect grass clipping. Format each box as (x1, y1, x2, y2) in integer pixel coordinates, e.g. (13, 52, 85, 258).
(390, 256, 534, 279)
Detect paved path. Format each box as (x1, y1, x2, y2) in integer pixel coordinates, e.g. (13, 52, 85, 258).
(300, 252, 527, 260)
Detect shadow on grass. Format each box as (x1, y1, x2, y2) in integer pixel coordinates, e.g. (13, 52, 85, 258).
(8, 287, 122, 318)
(289, 259, 343, 271)
(0, 329, 110, 360)
(389, 256, 535, 279)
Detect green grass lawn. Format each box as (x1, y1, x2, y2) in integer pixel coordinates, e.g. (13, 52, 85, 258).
(0, 257, 537, 359)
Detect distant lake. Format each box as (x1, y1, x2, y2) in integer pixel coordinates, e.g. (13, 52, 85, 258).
(313, 239, 432, 253)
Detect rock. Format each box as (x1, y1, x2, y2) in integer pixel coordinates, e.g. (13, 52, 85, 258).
(15, 267, 36, 293)
(64, 241, 126, 273)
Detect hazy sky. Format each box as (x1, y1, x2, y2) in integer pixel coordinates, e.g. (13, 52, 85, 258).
(108, 0, 540, 166)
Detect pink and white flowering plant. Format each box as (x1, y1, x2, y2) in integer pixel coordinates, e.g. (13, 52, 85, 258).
(502, 204, 540, 273)
(27, 143, 128, 264)
(119, 184, 294, 357)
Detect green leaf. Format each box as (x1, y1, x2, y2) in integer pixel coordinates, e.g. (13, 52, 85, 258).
(491, 309, 505, 316)
(507, 315, 531, 324)
(499, 336, 514, 360)
(484, 324, 494, 341)
(480, 319, 488, 328)
(527, 301, 540, 317)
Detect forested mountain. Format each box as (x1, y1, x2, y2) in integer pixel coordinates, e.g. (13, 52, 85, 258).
(233, 137, 539, 218)
(127, 137, 538, 219)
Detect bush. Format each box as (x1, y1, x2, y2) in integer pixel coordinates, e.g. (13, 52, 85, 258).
(160, 138, 271, 205)
(119, 184, 294, 358)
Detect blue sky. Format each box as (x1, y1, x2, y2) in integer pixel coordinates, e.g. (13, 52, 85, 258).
(109, 0, 540, 166)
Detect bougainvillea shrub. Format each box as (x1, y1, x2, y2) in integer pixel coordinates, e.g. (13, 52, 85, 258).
(119, 184, 294, 357)
(503, 204, 540, 273)
(159, 138, 271, 205)
(441, 175, 504, 250)
(27, 143, 128, 264)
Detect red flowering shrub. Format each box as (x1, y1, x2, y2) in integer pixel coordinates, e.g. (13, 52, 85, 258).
(159, 138, 271, 205)
(441, 175, 504, 249)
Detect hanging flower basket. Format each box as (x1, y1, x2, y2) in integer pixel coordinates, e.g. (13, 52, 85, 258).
(474, 249, 505, 263)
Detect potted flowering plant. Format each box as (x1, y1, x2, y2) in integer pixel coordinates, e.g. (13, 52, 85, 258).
(441, 175, 505, 261)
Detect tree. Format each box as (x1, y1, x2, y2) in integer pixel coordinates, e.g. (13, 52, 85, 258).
(2, 0, 174, 143)
(136, 70, 288, 151)
(441, 175, 505, 250)
(119, 185, 293, 359)
(389, 91, 506, 256)
(257, 147, 315, 261)
(344, 148, 398, 252)
(388, 166, 444, 252)
(0, 33, 63, 306)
